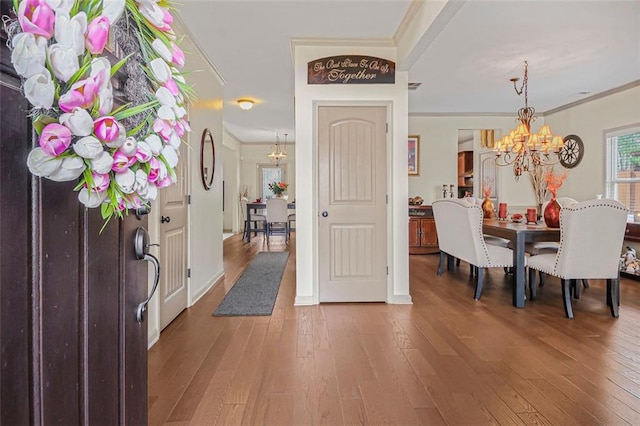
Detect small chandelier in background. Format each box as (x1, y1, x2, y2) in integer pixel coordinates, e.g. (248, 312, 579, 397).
(494, 61, 565, 180)
(267, 133, 288, 166)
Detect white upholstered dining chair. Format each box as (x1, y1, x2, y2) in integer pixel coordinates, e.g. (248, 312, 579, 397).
(526, 199, 628, 318)
(432, 199, 515, 300)
(266, 198, 289, 242)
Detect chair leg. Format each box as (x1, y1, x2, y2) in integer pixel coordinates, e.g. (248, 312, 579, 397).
(561, 279, 574, 319)
(528, 268, 537, 300)
(437, 252, 446, 276)
(469, 263, 474, 276)
(474, 267, 484, 300)
(456, 258, 461, 267)
(582, 279, 589, 288)
(573, 279, 580, 299)
(447, 255, 454, 271)
(539, 271, 545, 287)
(607, 278, 620, 318)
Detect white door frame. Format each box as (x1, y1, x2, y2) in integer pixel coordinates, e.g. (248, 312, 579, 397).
(312, 100, 393, 302)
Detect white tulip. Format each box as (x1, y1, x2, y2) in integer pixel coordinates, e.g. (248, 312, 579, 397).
(90, 57, 112, 89)
(11, 33, 47, 79)
(55, 12, 88, 56)
(173, 74, 186, 84)
(102, 0, 125, 25)
(152, 39, 172, 63)
(97, 85, 114, 116)
(24, 67, 55, 109)
(91, 151, 114, 174)
(134, 169, 149, 193)
(173, 105, 186, 119)
(115, 169, 136, 193)
(48, 43, 80, 82)
(157, 105, 175, 123)
(45, 0, 74, 14)
(150, 58, 171, 83)
(157, 160, 168, 180)
(27, 147, 63, 177)
(60, 108, 93, 136)
(168, 132, 181, 149)
(121, 137, 138, 156)
(161, 145, 179, 168)
(78, 188, 107, 208)
(139, 3, 164, 29)
(47, 157, 86, 182)
(155, 86, 176, 107)
(145, 135, 163, 154)
(73, 136, 104, 159)
(140, 183, 158, 201)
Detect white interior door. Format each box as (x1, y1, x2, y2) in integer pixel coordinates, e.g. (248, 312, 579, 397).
(159, 142, 189, 329)
(318, 106, 387, 302)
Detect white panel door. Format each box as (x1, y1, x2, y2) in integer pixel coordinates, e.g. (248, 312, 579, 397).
(318, 106, 387, 302)
(159, 142, 188, 329)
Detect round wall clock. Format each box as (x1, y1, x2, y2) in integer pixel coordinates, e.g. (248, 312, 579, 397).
(560, 134, 584, 169)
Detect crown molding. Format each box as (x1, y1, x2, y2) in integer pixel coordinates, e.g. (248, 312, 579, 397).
(543, 80, 640, 116)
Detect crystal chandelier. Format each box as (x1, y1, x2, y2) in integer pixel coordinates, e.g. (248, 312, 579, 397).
(494, 61, 565, 180)
(267, 133, 288, 166)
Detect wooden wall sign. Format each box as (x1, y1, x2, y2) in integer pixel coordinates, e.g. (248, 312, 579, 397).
(308, 55, 395, 84)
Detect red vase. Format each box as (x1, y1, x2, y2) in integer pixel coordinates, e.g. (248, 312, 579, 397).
(544, 197, 561, 228)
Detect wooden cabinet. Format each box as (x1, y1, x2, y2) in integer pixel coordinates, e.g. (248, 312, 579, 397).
(409, 206, 439, 254)
(458, 150, 473, 187)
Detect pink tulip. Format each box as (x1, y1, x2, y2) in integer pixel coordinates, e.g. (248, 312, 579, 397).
(170, 43, 185, 68)
(59, 77, 100, 112)
(18, 0, 55, 39)
(39, 123, 72, 156)
(94, 116, 120, 142)
(118, 194, 143, 211)
(156, 174, 174, 188)
(111, 150, 135, 173)
(163, 78, 179, 96)
(160, 7, 173, 31)
(88, 172, 110, 192)
(147, 158, 160, 183)
(86, 16, 110, 54)
(152, 118, 173, 141)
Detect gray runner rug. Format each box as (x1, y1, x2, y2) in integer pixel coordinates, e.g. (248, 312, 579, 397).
(213, 251, 289, 316)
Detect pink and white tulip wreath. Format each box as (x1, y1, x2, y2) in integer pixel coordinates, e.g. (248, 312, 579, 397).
(5, 0, 192, 227)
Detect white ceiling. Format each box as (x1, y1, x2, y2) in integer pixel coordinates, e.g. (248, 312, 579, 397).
(178, 0, 640, 144)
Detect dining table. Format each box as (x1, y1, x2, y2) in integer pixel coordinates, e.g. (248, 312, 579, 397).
(482, 218, 560, 308)
(245, 201, 295, 242)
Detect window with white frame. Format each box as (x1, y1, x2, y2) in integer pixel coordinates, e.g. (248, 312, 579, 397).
(605, 125, 640, 220)
(257, 164, 286, 200)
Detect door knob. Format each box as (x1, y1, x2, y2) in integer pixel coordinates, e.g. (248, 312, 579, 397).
(134, 227, 161, 323)
(321, 211, 328, 217)
(161, 215, 171, 223)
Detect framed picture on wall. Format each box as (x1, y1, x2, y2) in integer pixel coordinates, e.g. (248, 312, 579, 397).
(408, 135, 420, 175)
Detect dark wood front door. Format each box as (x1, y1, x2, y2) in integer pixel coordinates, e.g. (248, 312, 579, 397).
(0, 23, 148, 426)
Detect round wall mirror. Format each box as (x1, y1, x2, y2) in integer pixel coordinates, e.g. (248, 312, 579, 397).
(200, 128, 215, 190)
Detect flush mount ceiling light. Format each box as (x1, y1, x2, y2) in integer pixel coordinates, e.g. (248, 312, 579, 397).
(237, 99, 254, 110)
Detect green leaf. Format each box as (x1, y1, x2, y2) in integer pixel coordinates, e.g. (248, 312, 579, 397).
(113, 100, 160, 120)
(33, 115, 58, 135)
(111, 53, 135, 77)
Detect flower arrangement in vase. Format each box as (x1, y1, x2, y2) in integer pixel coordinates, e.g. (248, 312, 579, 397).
(268, 181, 288, 197)
(481, 177, 495, 219)
(5, 0, 194, 230)
(543, 170, 568, 228)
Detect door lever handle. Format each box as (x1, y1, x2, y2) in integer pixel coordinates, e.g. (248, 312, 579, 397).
(161, 215, 171, 223)
(134, 227, 161, 323)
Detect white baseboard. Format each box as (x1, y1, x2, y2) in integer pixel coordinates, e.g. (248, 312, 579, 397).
(148, 327, 160, 349)
(388, 294, 413, 304)
(294, 295, 317, 306)
(190, 268, 225, 306)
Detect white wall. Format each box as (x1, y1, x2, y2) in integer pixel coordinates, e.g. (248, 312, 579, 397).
(223, 131, 242, 233)
(544, 85, 640, 201)
(148, 19, 226, 347)
(293, 42, 411, 305)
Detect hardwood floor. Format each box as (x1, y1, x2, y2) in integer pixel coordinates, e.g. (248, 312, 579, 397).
(149, 235, 640, 425)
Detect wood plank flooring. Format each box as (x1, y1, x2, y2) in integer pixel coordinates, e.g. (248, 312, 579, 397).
(148, 234, 640, 425)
